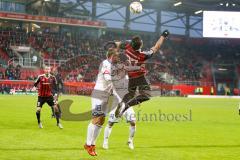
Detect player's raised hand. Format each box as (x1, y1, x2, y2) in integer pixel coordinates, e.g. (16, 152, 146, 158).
(161, 30, 170, 38)
(151, 30, 169, 53)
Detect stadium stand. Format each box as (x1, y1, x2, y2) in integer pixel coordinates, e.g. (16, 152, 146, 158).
(0, 29, 218, 84)
(0, 28, 240, 95)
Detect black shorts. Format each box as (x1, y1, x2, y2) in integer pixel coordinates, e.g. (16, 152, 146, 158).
(37, 96, 54, 108)
(128, 75, 150, 93)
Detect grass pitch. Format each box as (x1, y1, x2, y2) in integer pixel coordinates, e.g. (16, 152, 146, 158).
(0, 95, 240, 160)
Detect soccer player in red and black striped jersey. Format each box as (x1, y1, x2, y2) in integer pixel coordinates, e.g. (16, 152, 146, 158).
(114, 30, 170, 117)
(34, 66, 63, 129)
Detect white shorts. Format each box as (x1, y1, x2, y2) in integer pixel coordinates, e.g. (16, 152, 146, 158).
(91, 90, 112, 117)
(108, 107, 136, 123)
(91, 78, 129, 117)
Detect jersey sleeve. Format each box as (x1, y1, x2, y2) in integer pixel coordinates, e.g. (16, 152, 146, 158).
(140, 49, 154, 60)
(100, 62, 112, 81)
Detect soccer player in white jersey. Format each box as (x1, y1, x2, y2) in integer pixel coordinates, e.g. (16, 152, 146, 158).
(84, 48, 129, 156)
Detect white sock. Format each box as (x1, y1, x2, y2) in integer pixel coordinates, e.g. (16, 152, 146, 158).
(91, 124, 102, 145)
(129, 125, 136, 142)
(104, 124, 112, 143)
(86, 123, 94, 146)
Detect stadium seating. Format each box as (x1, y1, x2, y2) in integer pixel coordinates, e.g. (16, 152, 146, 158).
(0, 48, 9, 63)
(59, 54, 101, 82)
(1, 28, 239, 88)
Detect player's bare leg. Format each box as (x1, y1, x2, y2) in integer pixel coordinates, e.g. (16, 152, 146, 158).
(103, 122, 114, 149)
(85, 116, 105, 156)
(36, 107, 43, 129)
(127, 121, 136, 150)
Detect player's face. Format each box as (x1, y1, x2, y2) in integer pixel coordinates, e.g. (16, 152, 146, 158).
(44, 67, 51, 74)
(111, 53, 119, 64)
(108, 48, 119, 63)
(112, 55, 118, 63)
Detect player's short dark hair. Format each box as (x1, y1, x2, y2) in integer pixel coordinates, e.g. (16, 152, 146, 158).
(131, 36, 142, 50)
(106, 48, 116, 58)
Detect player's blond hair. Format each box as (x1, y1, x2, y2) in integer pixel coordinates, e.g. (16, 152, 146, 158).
(43, 66, 51, 70)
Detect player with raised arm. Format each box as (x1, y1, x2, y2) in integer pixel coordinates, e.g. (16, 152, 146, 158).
(34, 66, 63, 129)
(113, 30, 170, 117)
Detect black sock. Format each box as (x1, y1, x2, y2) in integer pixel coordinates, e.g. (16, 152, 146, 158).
(36, 111, 41, 123)
(56, 118, 60, 124)
(55, 112, 60, 124)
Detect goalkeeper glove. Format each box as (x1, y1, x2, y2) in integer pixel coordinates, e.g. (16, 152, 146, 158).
(161, 30, 170, 38)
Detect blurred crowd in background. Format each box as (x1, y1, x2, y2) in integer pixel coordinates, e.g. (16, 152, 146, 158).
(0, 28, 240, 95)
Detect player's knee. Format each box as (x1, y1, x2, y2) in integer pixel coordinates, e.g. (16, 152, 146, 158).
(92, 116, 105, 126)
(36, 107, 41, 112)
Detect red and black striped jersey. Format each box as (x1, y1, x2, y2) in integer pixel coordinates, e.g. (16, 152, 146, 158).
(34, 74, 57, 97)
(120, 41, 153, 78)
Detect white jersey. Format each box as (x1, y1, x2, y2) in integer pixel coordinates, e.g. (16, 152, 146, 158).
(94, 59, 126, 93)
(92, 59, 128, 116)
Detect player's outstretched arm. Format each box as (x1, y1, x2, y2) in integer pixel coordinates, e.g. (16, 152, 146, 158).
(151, 30, 170, 54)
(34, 75, 41, 87)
